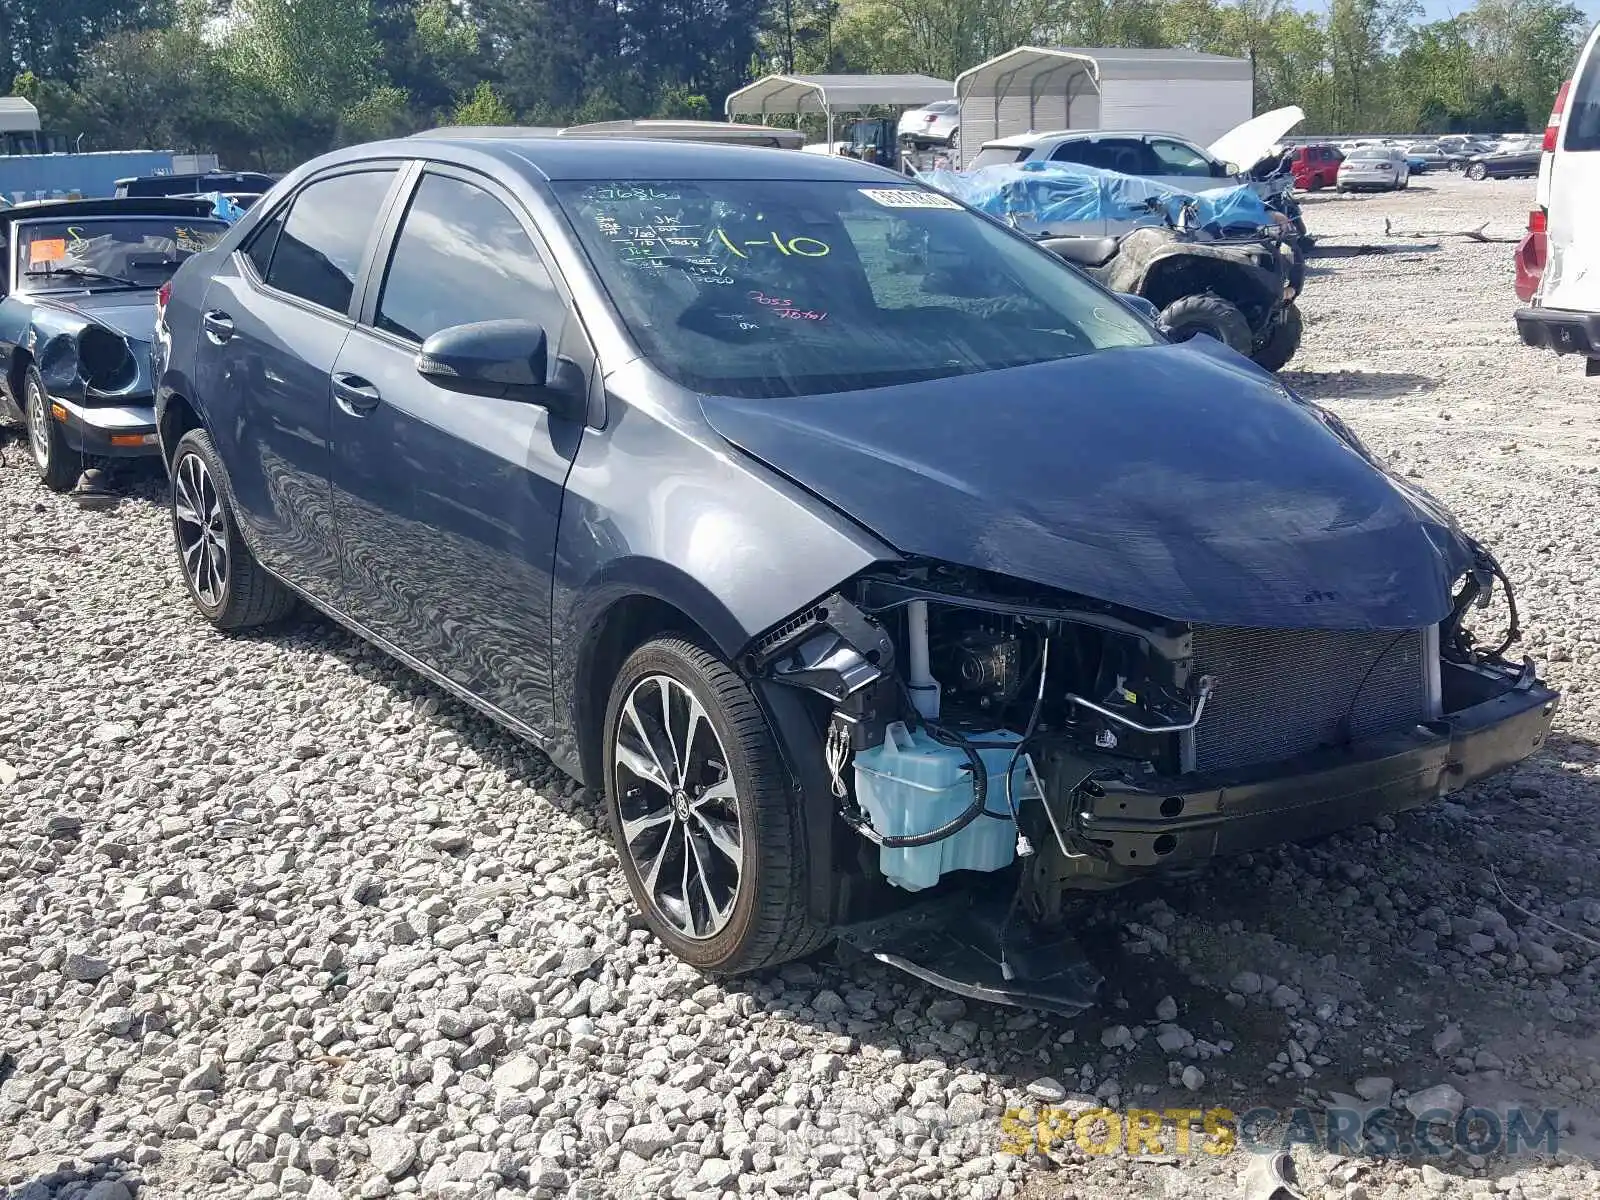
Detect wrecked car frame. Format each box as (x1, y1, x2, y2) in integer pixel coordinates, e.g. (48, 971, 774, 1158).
(0, 197, 227, 491)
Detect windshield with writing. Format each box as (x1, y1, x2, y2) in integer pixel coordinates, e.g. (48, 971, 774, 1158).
(16, 218, 229, 290)
(554, 179, 1155, 399)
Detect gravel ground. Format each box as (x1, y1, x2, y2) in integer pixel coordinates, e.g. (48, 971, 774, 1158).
(2, 171, 1599, 1200)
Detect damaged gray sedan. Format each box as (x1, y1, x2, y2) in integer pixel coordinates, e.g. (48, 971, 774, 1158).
(152, 138, 1557, 1013)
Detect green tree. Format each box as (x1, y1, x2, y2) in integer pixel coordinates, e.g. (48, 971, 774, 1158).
(225, 0, 380, 114)
(453, 80, 516, 124)
(339, 85, 413, 143)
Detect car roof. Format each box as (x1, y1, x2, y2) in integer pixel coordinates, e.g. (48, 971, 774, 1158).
(358, 135, 904, 183)
(0, 196, 217, 230)
(980, 128, 1195, 149)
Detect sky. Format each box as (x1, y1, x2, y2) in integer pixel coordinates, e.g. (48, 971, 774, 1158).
(1296, 0, 1600, 25)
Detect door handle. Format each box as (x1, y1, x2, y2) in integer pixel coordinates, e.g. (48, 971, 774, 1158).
(332, 372, 381, 417)
(202, 310, 234, 343)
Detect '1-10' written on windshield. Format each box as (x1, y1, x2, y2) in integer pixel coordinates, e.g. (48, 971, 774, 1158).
(579, 185, 832, 288)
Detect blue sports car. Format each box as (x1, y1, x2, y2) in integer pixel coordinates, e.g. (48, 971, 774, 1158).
(0, 197, 229, 491)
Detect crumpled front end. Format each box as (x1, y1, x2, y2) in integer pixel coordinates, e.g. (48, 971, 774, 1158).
(33, 320, 159, 457)
(750, 548, 1557, 1013)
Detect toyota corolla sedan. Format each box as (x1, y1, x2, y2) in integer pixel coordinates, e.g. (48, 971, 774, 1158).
(153, 136, 1558, 1013)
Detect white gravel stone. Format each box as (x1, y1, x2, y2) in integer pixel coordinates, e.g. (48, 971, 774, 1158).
(367, 1128, 417, 1180)
(1405, 1084, 1467, 1121)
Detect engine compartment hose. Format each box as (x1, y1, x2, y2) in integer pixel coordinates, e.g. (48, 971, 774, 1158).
(844, 720, 989, 850)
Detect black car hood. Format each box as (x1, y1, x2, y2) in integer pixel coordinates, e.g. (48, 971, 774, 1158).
(700, 341, 1475, 631)
(37, 291, 156, 344)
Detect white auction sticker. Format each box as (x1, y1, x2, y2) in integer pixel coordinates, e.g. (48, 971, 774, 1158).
(858, 188, 963, 210)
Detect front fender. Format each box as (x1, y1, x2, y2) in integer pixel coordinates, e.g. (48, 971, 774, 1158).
(546, 360, 895, 784)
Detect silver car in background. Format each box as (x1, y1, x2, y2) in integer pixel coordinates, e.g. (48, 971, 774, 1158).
(1337, 146, 1410, 192)
(897, 100, 960, 149)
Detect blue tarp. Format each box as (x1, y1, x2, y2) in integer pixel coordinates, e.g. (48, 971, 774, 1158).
(917, 161, 1274, 236)
(194, 191, 246, 223)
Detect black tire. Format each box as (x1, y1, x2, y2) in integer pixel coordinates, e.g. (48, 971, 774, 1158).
(602, 636, 828, 975)
(1285, 240, 1307, 300)
(168, 428, 296, 630)
(1251, 304, 1304, 373)
(23, 366, 79, 493)
(1466, 162, 1487, 181)
(1159, 294, 1254, 357)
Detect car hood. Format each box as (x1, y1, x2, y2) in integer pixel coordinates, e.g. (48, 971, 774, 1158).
(700, 341, 1476, 631)
(1209, 106, 1306, 172)
(36, 291, 156, 344)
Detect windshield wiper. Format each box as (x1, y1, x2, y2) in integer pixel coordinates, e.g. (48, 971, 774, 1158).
(25, 266, 142, 287)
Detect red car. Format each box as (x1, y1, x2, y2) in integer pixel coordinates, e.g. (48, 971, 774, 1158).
(1287, 144, 1343, 190)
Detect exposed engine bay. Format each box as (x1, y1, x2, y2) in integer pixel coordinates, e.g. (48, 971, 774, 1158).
(753, 554, 1558, 1012)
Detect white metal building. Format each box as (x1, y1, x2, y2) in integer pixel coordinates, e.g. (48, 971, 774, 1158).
(725, 74, 953, 145)
(954, 47, 1252, 166)
(0, 97, 40, 134)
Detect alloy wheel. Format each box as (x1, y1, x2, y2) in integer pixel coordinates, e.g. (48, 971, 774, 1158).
(173, 452, 230, 607)
(613, 674, 743, 940)
(26, 381, 50, 470)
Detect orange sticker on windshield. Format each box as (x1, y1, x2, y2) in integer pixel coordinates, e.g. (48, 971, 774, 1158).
(29, 238, 66, 265)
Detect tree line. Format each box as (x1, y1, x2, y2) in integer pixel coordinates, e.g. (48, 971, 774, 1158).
(2, 0, 1591, 171)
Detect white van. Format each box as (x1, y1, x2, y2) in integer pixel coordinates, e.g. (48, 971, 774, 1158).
(1517, 20, 1600, 373)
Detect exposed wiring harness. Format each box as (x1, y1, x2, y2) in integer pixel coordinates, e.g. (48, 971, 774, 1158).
(1443, 543, 1522, 663)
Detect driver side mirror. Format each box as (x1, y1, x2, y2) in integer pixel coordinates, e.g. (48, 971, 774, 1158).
(416, 319, 582, 419)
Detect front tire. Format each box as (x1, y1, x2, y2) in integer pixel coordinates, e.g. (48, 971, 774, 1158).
(1466, 162, 1487, 181)
(1251, 304, 1304, 373)
(603, 636, 827, 974)
(1159, 294, 1254, 357)
(24, 367, 78, 492)
(169, 428, 296, 630)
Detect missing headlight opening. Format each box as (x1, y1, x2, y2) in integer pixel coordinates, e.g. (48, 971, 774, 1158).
(755, 555, 1553, 1013)
(77, 325, 137, 393)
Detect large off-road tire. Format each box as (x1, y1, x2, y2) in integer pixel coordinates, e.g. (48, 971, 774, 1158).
(603, 636, 828, 975)
(1251, 303, 1304, 373)
(1159, 294, 1254, 357)
(1285, 239, 1307, 299)
(23, 366, 78, 493)
(168, 428, 296, 630)
(1466, 161, 1487, 181)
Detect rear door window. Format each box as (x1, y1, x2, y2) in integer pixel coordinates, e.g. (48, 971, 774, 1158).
(969, 146, 1030, 169)
(1567, 44, 1600, 151)
(264, 169, 398, 315)
(1055, 138, 1155, 175)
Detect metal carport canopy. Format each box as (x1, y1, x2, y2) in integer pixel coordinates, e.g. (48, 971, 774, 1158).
(955, 46, 1101, 104)
(725, 74, 952, 141)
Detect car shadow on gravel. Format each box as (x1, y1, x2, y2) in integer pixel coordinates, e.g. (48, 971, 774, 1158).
(1281, 368, 1439, 401)
(0, 1162, 142, 1200)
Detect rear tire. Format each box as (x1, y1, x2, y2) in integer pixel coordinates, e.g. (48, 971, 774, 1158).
(24, 367, 78, 493)
(1159, 294, 1254, 357)
(169, 428, 297, 630)
(603, 637, 829, 975)
(1251, 304, 1304, 373)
